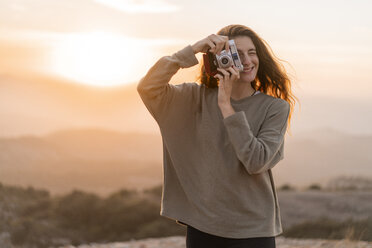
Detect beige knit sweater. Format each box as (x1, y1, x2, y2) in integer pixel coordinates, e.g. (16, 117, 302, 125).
(137, 45, 290, 238)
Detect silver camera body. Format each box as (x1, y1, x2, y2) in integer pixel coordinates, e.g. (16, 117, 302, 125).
(215, 40, 244, 71)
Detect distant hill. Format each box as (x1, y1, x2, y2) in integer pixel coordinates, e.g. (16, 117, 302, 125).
(0, 128, 163, 196)
(0, 127, 371, 196)
(277, 127, 372, 187)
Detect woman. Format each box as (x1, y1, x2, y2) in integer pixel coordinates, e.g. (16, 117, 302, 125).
(137, 24, 297, 248)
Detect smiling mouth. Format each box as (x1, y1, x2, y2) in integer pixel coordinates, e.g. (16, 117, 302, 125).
(243, 66, 254, 72)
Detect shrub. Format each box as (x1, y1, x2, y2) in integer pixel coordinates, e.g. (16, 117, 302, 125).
(143, 184, 162, 199)
(307, 184, 322, 191)
(326, 175, 372, 191)
(136, 218, 185, 239)
(54, 190, 103, 229)
(0, 183, 193, 247)
(283, 217, 372, 241)
(278, 184, 296, 191)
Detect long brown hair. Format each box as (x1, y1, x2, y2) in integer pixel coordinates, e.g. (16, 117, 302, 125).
(197, 24, 299, 134)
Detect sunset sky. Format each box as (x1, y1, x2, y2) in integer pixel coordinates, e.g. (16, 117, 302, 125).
(1, 0, 372, 98)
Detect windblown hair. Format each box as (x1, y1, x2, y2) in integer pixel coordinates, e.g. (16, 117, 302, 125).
(197, 24, 299, 134)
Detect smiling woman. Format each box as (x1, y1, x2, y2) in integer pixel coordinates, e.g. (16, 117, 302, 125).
(51, 31, 150, 87)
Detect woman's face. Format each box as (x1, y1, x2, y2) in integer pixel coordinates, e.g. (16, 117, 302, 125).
(234, 36, 259, 83)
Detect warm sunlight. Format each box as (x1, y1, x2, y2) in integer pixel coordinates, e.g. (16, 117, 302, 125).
(93, 0, 180, 13)
(51, 31, 150, 87)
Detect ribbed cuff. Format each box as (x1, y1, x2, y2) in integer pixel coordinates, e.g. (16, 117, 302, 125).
(223, 111, 250, 128)
(173, 45, 199, 68)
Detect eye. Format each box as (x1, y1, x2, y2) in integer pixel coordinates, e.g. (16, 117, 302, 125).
(249, 51, 256, 55)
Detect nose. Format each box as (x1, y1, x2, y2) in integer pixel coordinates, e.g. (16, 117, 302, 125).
(240, 53, 251, 65)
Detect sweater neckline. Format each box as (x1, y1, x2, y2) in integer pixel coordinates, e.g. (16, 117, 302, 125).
(230, 90, 262, 104)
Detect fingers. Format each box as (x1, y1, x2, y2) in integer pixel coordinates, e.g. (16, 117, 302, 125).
(208, 34, 228, 55)
(216, 66, 240, 81)
(215, 36, 226, 55)
(205, 39, 216, 53)
(225, 39, 230, 53)
(214, 73, 223, 82)
(217, 68, 230, 78)
(227, 66, 240, 79)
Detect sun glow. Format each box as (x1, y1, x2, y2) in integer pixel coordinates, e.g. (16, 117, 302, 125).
(93, 0, 180, 13)
(51, 31, 151, 87)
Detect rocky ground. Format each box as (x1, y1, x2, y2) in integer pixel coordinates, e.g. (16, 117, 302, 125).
(60, 236, 372, 248)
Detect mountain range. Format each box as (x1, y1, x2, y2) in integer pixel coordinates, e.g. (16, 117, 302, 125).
(1, 126, 371, 196)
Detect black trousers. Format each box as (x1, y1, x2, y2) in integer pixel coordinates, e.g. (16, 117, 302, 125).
(186, 224, 276, 248)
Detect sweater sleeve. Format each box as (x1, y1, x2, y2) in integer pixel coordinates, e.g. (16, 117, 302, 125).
(136, 45, 200, 126)
(223, 98, 290, 175)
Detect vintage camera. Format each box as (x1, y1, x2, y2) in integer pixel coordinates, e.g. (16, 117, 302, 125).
(203, 39, 244, 77)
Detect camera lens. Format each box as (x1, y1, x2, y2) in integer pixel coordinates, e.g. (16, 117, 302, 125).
(221, 58, 229, 65)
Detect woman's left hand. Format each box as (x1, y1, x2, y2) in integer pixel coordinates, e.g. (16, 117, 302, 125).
(215, 66, 240, 106)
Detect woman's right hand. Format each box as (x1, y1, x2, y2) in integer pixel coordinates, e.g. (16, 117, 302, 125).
(191, 34, 229, 55)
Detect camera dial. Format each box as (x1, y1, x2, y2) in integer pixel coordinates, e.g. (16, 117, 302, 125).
(217, 52, 232, 68)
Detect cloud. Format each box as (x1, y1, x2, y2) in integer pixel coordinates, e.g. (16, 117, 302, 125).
(93, 0, 181, 13)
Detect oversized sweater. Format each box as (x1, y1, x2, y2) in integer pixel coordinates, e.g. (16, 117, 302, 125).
(137, 45, 290, 239)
